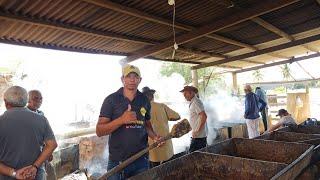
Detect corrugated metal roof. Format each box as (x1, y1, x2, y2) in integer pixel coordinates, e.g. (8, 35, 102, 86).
(0, 0, 319, 69)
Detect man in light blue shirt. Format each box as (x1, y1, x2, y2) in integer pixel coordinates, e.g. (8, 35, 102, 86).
(255, 87, 268, 131)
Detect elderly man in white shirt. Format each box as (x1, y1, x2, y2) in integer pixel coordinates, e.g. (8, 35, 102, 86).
(180, 86, 207, 152)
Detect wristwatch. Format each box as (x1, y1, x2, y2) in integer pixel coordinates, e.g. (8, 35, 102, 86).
(11, 170, 16, 178)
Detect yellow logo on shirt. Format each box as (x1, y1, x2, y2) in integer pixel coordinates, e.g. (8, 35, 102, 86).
(140, 107, 147, 117)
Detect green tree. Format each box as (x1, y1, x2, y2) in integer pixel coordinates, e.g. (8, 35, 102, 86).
(252, 69, 263, 82)
(160, 62, 193, 83)
(281, 64, 291, 80)
(160, 62, 224, 96)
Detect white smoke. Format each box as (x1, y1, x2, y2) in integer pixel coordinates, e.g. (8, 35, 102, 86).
(151, 73, 245, 152)
(84, 143, 109, 177)
(204, 91, 244, 124)
(203, 91, 245, 145)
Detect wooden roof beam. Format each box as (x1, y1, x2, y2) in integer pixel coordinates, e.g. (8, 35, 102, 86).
(82, 0, 257, 51)
(247, 77, 320, 86)
(192, 34, 320, 69)
(146, 57, 201, 64)
(251, 17, 294, 41)
(179, 47, 265, 64)
(83, 0, 293, 59)
(234, 53, 320, 73)
(178, 47, 227, 59)
(240, 60, 265, 65)
(251, 17, 318, 52)
(192, 56, 265, 66)
(218, 65, 242, 69)
(207, 34, 257, 50)
(122, 0, 300, 63)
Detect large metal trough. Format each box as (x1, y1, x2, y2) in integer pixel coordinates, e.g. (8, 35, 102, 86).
(131, 138, 314, 180)
(256, 131, 320, 145)
(278, 125, 320, 135)
(130, 152, 287, 180)
(200, 138, 312, 165)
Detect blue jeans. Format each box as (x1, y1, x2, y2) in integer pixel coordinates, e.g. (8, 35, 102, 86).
(36, 166, 46, 180)
(107, 156, 149, 180)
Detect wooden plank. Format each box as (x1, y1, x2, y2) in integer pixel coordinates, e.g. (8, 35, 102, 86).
(192, 35, 320, 69)
(144, 57, 201, 64)
(218, 65, 242, 69)
(233, 53, 320, 73)
(122, 0, 300, 63)
(208, 34, 257, 50)
(252, 17, 317, 52)
(248, 77, 320, 86)
(252, 17, 294, 41)
(178, 47, 226, 58)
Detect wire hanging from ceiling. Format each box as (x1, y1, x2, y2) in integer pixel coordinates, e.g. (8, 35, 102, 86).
(169, 0, 178, 60)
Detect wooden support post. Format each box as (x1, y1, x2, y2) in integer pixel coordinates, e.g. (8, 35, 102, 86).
(192, 69, 199, 89)
(232, 72, 238, 95)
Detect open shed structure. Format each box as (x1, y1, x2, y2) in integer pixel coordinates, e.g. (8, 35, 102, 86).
(0, 0, 319, 72)
(1, 1, 320, 179)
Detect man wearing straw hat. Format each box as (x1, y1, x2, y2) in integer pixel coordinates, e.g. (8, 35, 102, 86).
(180, 86, 207, 152)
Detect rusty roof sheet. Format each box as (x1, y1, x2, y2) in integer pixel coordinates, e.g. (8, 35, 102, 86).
(0, 0, 319, 69)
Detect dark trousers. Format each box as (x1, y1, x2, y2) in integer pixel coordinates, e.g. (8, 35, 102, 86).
(261, 108, 268, 131)
(189, 137, 207, 152)
(107, 156, 149, 180)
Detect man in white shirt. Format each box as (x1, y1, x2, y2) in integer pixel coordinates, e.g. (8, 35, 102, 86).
(265, 109, 296, 133)
(180, 86, 207, 152)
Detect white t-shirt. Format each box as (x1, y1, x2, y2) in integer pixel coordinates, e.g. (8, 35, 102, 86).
(189, 96, 207, 138)
(279, 115, 296, 126)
